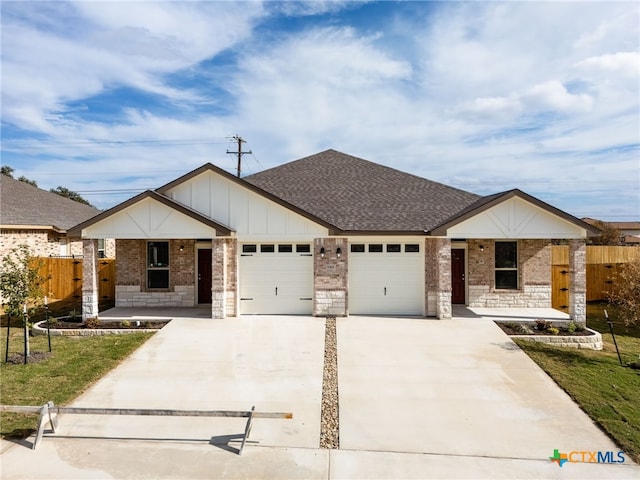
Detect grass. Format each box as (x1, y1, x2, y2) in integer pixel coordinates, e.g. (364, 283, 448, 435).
(515, 302, 640, 463)
(0, 329, 153, 438)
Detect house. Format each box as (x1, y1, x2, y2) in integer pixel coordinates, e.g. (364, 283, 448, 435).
(69, 150, 598, 321)
(0, 174, 114, 259)
(582, 218, 640, 245)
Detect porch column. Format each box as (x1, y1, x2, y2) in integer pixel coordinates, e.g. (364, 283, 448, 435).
(426, 238, 452, 319)
(569, 239, 587, 324)
(82, 239, 99, 320)
(211, 238, 227, 319)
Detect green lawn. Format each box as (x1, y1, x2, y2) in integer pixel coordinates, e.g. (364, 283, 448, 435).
(0, 329, 152, 438)
(515, 303, 640, 463)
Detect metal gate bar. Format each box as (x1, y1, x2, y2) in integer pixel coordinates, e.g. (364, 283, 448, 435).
(1, 403, 292, 454)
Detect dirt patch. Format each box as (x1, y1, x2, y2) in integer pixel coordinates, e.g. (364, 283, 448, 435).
(5, 351, 52, 364)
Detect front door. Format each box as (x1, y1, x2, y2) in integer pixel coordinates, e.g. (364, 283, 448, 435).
(451, 248, 466, 304)
(197, 249, 212, 304)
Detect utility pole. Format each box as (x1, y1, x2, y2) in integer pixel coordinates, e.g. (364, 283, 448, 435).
(226, 135, 252, 177)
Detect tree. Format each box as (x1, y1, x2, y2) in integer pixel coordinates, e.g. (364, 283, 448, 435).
(49, 186, 94, 207)
(1, 166, 15, 176)
(588, 220, 620, 246)
(608, 255, 640, 326)
(17, 175, 38, 187)
(0, 245, 46, 362)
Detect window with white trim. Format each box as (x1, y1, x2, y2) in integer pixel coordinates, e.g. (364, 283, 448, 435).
(495, 241, 518, 289)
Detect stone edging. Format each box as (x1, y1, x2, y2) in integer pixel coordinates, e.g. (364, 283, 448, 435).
(510, 328, 603, 350)
(31, 320, 163, 337)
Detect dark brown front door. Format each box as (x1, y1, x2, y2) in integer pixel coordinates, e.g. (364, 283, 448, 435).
(451, 248, 466, 304)
(197, 249, 212, 304)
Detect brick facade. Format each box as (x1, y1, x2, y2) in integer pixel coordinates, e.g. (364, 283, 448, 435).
(313, 237, 348, 316)
(1, 230, 115, 259)
(467, 239, 552, 308)
(114, 239, 196, 308)
(82, 239, 99, 320)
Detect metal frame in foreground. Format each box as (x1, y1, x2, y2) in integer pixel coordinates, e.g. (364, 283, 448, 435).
(0, 403, 293, 454)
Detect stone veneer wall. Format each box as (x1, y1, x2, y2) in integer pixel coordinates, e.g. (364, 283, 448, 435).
(82, 239, 99, 320)
(569, 239, 587, 324)
(467, 239, 552, 308)
(114, 239, 195, 308)
(224, 238, 238, 317)
(314, 237, 348, 316)
(425, 238, 452, 319)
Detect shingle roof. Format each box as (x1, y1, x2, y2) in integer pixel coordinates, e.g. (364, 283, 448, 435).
(0, 174, 101, 231)
(244, 149, 481, 232)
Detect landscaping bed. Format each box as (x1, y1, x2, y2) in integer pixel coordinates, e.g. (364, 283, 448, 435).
(496, 320, 602, 350)
(32, 317, 169, 336)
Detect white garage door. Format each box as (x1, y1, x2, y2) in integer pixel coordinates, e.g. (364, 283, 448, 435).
(239, 243, 313, 314)
(349, 242, 424, 315)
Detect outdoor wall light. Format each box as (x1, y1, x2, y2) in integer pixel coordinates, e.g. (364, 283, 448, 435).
(320, 247, 326, 258)
(336, 247, 342, 258)
(479, 245, 485, 252)
(179, 245, 185, 252)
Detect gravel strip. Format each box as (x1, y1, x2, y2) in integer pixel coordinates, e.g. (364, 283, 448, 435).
(320, 316, 339, 449)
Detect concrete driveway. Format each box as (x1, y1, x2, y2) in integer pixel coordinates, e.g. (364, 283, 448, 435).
(1, 312, 638, 479)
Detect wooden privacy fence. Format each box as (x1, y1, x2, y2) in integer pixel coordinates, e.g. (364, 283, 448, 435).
(552, 246, 640, 311)
(33, 257, 115, 304)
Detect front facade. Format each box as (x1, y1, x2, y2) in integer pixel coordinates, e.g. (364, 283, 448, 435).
(70, 150, 597, 322)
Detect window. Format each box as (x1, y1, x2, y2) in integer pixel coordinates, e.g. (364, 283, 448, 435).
(97, 239, 106, 258)
(242, 244, 257, 253)
(278, 244, 293, 253)
(495, 241, 518, 289)
(369, 244, 383, 253)
(296, 244, 311, 253)
(350, 244, 365, 253)
(405, 244, 420, 253)
(147, 241, 169, 289)
(260, 244, 275, 253)
(386, 244, 401, 253)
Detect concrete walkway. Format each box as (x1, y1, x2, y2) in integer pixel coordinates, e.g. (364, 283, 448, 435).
(1, 310, 638, 479)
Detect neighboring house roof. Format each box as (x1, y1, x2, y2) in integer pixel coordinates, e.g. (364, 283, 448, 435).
(430, 189, 601, 236)
(68, 190, 233, 238)
(582, 218, 640, 231)
(244, 149, 481, 233)
(0, 174, 101, 232)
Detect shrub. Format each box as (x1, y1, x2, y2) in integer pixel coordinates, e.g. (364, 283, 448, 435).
(85, 317, 100, 329)
(120, 320, 131, 328)
(535, 319, 552, 331)
(517, 324, 534, 335)
(548, 327, 560, 335)
(607, 255, 640, 327)
(566, 321, 577, 333)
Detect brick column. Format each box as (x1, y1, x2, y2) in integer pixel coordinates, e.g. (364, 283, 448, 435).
(569, 239, 587, 324)
(435, 238, 452, 319)
(313, 238, 348, 316)
(82, 239, 99, 320)
(211, 238, 226, 319)
(224, 238, 238, 317)
(425, 238, 452, 319)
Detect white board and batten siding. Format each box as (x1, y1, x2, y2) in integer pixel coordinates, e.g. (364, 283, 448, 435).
(81, 197, 217, 239)
(166, 170, 328, 240)
(446, 196, 587, 239)
(348, 237, 425, 316)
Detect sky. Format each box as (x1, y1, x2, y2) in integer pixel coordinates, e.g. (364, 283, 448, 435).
(1, 1, 639, 221)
